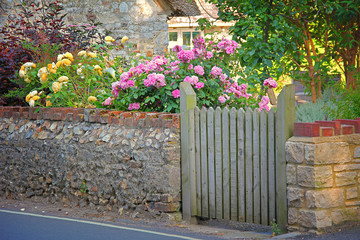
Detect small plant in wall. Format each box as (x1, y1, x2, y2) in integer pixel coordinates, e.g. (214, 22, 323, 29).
(271, 219, 281, 236)
(80, 181, 87, 194)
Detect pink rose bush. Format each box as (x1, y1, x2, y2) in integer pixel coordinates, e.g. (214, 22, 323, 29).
(103, 36, 277, 112)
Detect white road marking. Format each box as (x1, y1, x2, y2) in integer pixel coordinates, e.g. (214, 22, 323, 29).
(0, 209, 200, 240)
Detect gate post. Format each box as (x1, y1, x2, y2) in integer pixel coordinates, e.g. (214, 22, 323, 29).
(180, 82, 197, 223)
(276, 84, 295, 231)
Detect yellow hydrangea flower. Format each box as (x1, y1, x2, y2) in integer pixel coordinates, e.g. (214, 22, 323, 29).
(88, 96, 97, 102)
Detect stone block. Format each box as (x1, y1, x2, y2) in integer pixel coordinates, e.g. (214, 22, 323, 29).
(305, 188, 344, 208)
(153, 202, 180, 213)
(310, 142, 351, 165)
(336, 172, 356, 186)
(354, 146, 360, 158)
(334, 164, 360, 172)
(299, 209, 332, 229)
(287, 164, 297, 185)
(297, 166, 314, 187)
(288, 187, 305, 207)
(331, 207, 360, 225)
(305, 144, 315, 164)
(314, 166, 333, 188)
(346, 187, 358, 200)
(286, 142, 304, 164)
(288, 207, 298, 225)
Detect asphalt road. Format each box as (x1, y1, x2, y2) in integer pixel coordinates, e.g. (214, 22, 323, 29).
(0, 210, 206, 240)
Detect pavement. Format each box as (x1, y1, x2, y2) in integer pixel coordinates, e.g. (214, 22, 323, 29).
(1, 198, 360, 240)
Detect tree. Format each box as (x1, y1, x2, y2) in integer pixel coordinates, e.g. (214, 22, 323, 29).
(204, 0, 359, 102)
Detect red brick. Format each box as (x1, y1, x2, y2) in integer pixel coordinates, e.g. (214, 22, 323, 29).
(294, 122, 320, 137)
(320, 127, 334, 137)
(172, 114, 180, 129)
(89, 114, 100, 123)
(315, 120, 341, 135)
(0, 106, 3, 118)
(66, 113, 74, 122)
(111, 117, 120, 125)
(335, 119, 360, 133)
(341, 125, 354, 135)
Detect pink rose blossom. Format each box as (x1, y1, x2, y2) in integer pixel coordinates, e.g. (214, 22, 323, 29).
(195, 82, 204, 89)
(259, 96, 270, 111)
(172, 45, 182, 53)
(210, 66, 222, 77)
(128, 102, 141, 110)
(102, 97, 113, 106)
(184, 76, 199, 85)
(263, 77, 278, 88)
(177, 50, 195, 63)
(194, 65, 204, 76)
(218, 96, 226, 104)
(188, 64, 193, 70)
(206, 51, 213, 59)
(172, 89, 180, 98)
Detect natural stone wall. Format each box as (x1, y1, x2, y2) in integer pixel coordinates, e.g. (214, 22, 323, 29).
(0, 106, 181, 219)
(1, 0, 170, 55)
(286, 134, 360, 231)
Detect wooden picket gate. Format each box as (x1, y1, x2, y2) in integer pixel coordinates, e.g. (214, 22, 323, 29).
(180, 83, 295, 230)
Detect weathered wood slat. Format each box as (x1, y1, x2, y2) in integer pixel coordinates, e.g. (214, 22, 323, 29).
(253, 109, 260, 224)
(179, 82, 196, 222)
(260, 110, 268, 225)
(237, 108, 245, 222)
(195, 107, 201, 216)
(200, 108, 208, 218)
(229, 108, 238, 221)
(207, 108, 216, 218)
(222, 107, 230, 220)
(214, 107, 223, 219)
(276, 85, 295, 231)
(188, 108, 197, 216)
(268, 109, 276, 223)
(245, 108, 253, 223)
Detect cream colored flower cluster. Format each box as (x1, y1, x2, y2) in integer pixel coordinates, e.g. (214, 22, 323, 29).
(25, 90, 42, 107)
(19, 62, 37, 83)
(52, 76, 69, 93)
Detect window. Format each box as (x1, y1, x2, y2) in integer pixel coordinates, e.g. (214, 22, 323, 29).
(183, 32, 191, 46)
(169, 32, 178, 41)
(168, 29, 204, 51)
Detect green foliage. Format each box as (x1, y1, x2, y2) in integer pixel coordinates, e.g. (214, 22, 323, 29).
(296, 98, 331, 123)
(270, 219, 281, 236)
(325, 84, 360, 120)
(296, 87, 337, 122)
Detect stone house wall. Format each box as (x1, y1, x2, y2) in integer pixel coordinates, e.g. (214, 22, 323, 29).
(0, 106, 181, 219)
(0, 0, 170, 55)
(287, 120, 360, 231)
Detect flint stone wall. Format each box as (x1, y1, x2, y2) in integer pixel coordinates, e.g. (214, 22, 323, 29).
(1, 0, 169, 55)
(286, 134, 360, 231)
(0, 106, 181, 219)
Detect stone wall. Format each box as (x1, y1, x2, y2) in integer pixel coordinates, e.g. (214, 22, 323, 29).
(1, 0, 170, 55)
(287, 120, 360, 231)
(0, 106, 181, 219)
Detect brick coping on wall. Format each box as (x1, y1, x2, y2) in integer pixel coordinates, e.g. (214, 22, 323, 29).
(294, 119, 360, 137)
(0, 106, 180, 129)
